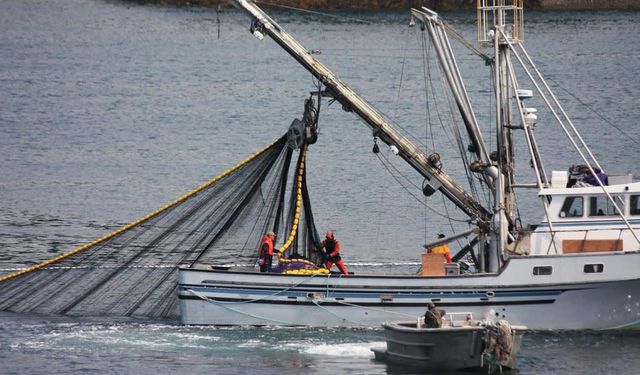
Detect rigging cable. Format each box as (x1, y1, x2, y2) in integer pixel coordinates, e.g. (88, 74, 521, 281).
(485, 63, 497, 208)
(441, 20, 492, 64)
(216, 0, 221, 39)
(425, 25, 482, 205)
(418, 20, 489, 251)
(423, 32, 429, 246)
(344, 27, 436, 154)
(392, 25, 411, 120)
(256, 1, 372, 24)
(374, 151, 469, 223)
(420, 26, 437, 245)
(420, 26, 436, 151)
(437, 60, 481, 203)
(419, 25, 483, 235)
(419, 30, 455, 151)
(548, 77, 640, 147)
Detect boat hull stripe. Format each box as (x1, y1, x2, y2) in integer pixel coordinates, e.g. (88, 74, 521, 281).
(177, 294, 557, 307)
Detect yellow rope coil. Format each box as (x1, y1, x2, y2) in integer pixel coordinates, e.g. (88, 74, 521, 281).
(0, 139, 280, 284)
(283, 268, 329, 275)
(277, 145, 307, 257)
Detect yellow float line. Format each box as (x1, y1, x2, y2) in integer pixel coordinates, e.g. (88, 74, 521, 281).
(275, 145, 326, 274)
(277, 144, 307, 260)
(0, 139, 281, 284)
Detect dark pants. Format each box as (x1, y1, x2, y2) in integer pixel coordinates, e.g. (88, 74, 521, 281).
(260, 255, 273, 272)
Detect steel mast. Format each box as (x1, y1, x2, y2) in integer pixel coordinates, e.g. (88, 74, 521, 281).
(226, 0, 491, 226)
(479, 0, 524, 271)
(413, 1, 525, 271)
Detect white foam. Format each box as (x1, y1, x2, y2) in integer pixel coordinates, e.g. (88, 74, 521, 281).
(237, 339, 264, 348)
(11, 323, 220, 351)
(298, 341, 386, 358)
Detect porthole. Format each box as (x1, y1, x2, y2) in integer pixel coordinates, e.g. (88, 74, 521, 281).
(533, 266, 552, 276)
(584, 264, 604, 273)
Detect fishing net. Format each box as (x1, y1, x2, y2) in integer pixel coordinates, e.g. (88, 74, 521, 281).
(0, 127, 324, 320)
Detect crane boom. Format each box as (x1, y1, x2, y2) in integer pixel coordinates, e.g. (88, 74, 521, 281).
(227, 0, 491, 225)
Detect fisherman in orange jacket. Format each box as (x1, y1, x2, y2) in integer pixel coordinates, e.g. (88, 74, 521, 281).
(430, 233, 452, 263)
(321, 231, 349, 275)
(258, 231, 276, 272)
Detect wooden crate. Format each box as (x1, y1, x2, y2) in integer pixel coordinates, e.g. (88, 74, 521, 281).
(421, 253, 445, 276)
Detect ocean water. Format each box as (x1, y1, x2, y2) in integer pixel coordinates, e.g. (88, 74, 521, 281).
(1, 0, 640, 374)
(2, 312, 640, 375)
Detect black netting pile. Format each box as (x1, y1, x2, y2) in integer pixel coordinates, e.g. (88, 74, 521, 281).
(0, 135, 322, 320)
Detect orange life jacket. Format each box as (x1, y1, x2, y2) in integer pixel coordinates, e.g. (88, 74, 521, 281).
(261, 235, 274, 256)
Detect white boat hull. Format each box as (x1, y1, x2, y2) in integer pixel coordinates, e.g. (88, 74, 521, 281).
(178, 251, 640, 329)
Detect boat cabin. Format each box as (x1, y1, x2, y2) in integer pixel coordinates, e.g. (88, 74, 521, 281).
(528, 170, 640, 255)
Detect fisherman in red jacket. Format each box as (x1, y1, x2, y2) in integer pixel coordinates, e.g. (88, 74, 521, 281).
(321, 231, 349, 275)
(258, 231, 276, 272)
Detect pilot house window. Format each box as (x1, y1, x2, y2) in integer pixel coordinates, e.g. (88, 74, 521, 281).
(560, 196, 583, 218)
(630, 195, 640, 215)
(589, 196, 624, 216)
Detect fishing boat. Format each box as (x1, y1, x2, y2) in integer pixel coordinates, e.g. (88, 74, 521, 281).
(371, 312, 526, 372)
(2, 1, 637, 328)
(177, 0, 640, 330)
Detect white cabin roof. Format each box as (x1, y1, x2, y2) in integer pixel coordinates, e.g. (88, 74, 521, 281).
(539, 181, 640, 196)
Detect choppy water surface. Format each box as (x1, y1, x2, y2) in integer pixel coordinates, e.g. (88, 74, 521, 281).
(1, 1, 640, 374)
(2, 312, 640, 375)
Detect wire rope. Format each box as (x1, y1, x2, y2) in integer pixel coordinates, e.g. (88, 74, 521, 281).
(375, 151, 469, 223)
(256, 1, 373, 24)
(547, 77, 640, 147)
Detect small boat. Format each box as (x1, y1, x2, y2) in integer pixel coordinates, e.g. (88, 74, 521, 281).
(371, 313, 526, 373)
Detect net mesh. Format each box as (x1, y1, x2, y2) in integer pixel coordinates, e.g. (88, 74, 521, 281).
(0, 134, 323, 320)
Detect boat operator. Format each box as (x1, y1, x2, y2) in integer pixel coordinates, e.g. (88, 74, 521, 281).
(424, 302, 446, 328)
(320, 231, 349, 275)
(258, 231, 277, 272)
